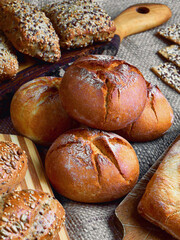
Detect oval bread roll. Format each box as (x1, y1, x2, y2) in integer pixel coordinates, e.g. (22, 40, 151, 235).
(45, 128, 140, 203)
(0, 140, 27, 195)
(10, 77, 78, 146)
(60, 55, 147, 131)
(116, 82, 174, 142)
(0, 189, 65, 239)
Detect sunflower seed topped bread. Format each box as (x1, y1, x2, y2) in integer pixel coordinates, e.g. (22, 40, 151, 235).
(59, 55, 147, 131)
(0, 31, 19, 82)
(0, 189, 65, 239)
(0, 141, 28, 195)
(138, 136, 180, 240)
(43, 0, 116, 49)
(0, 0, 61, 62)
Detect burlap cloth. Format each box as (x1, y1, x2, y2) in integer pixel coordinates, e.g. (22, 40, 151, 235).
(0, 0, 180, 239)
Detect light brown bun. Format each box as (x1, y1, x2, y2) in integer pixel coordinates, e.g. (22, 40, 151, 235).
(10, 77, 78, 146)
(0, 141, 28, 195)
(45, 128, 139, 203)
(0, 189, 65, 239)
(59, 55, 147, 131)
(115, 82, 174, 142)
(137, 136, 180, 240)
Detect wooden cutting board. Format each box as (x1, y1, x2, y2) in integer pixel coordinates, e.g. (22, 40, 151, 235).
(115, 136, 180, 240)
(0, 133, 70, 240)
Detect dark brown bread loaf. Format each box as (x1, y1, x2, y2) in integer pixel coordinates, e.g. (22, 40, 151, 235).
(116, 82, 174, 142)
(0, 141, 27, 195)
(0, 31, 19, 82)
(0, 0, 60, 62)
(10, 77, 78, 146)
(43, 0, 116, 49)
(59, 55, 147, 131)
(0, 189, 65, 239)
(45, 128, 139, 203)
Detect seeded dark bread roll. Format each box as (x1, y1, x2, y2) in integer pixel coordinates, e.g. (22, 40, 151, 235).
(10, 77, 78, 146)
(0, 31, 19, 82)
(0, 189, 65, 239)
(45, 128, 139, 203)
(60, 55, 147, 131)
(0, 0, 60, 62)
(116, 82, 174, 142)
(0, 141, 27, 195)
(43, 0, 116, 49)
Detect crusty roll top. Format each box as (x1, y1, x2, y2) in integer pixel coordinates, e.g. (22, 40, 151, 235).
(0, 141, 27, 195)
(0, 190, 65, 239)
(45, 128, 139, 203)
(60, 55, 147, 130)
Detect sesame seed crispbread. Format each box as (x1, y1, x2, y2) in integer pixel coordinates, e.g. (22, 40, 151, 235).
(157, 23, 180, 45)
(0, 31, 19, 82)
(151, 62, 180, 93)
(0, 0, 61, 63)
(43, 0, 116, 49)
(158, 45, 180, 68)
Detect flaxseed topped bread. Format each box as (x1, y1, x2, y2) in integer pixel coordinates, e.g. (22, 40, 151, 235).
(0, 0, 61, 62)
(0, 31, 19, 82)
(43, 0, 116, 49)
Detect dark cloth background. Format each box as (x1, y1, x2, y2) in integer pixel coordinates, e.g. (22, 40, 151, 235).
(0, 0, 180, 239)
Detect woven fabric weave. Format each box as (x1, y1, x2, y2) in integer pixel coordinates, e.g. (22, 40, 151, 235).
(0, 0, 180, 239)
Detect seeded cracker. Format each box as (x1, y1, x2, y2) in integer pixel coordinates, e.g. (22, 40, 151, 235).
(43, 0, 116, 49)
(152, 62, 180, 93)
(0, 0, 60, 62)
(157, 23, 180, 45)
(158, 45, 180, 68)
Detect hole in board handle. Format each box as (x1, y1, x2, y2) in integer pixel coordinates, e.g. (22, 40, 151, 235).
(136, 7, 150, 14)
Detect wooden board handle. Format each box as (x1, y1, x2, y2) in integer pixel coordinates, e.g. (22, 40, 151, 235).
(114, 4, 172, 41)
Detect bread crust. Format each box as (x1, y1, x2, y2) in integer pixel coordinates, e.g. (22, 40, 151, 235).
(43, 0, 116, 49)
(137, 136, 180, 240)
(0, 189, 65, 239)
(0, 31, 19, 82)
(45, 128, 139, 203)
(116, 82, 174, 142)
(0, 0, 60, 62)
(60, 55, 147, 131)
(0, 141, 27, 195)
(10, 76, 78, 146)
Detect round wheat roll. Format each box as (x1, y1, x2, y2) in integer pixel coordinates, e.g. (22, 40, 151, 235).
(115, 82, 174, 142)
(59, 55, 147, 131)
(45, 128, 139, 203)
(0, 141, 28, 195)
(0, 189, 65, 239)
(10, 77, 77, 146)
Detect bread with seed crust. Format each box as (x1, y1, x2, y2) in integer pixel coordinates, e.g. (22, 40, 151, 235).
(0, 141, 27, 195)
(0, 31, 19, 82)
(45, 128, 139, 203)
(59, 55, 147, 131)
(43, 0, 116, 49)
(0, 189, 65, 239)
(115, 82, 174, 142)
(0, 0, 60, 62)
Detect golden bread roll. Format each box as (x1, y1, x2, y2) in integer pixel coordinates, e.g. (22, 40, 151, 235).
(60, 55, 147, 131)
(43, 0, 116, 49)
(10, 77, 77, 146)
(0, 0, 60, 62)
(138, 136, 180, 240)
(45, 128, 139, 203)
(116, 82, 174, 142)
(0, 140, 27, 195)
(0, 189, 65, 239)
